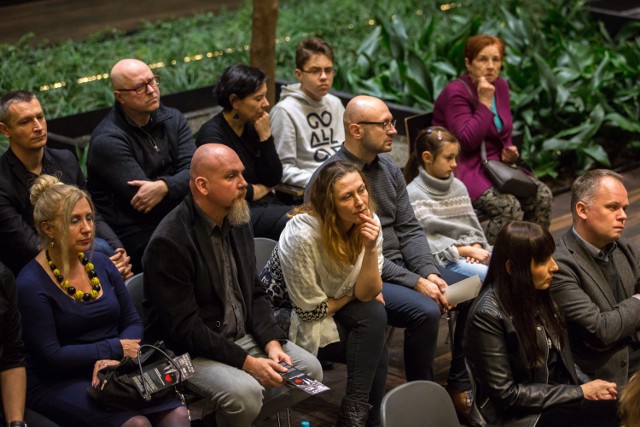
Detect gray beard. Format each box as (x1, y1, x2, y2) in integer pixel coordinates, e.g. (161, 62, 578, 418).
(228, 198, 251, 226)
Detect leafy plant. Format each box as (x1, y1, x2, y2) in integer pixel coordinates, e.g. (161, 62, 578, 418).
(334, 0, 640, 178)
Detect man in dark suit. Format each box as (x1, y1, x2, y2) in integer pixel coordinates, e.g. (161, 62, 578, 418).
(143, 144, 321, 427)
(551, 169, 640, 387)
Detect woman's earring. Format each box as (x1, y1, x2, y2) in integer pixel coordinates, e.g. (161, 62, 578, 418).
(232, 111, 240, 120)
(50, 239, 55, 248)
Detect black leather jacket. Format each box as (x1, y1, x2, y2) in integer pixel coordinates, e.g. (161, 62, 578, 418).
(464, 286, 586, 426)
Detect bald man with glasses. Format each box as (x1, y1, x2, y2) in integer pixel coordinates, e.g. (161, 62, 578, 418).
(306, 95, 473, 422)
(87, 58, 196, 272)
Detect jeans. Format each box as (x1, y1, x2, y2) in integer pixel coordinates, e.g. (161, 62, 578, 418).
(383, 268, 469, 384)
(188, 335, 322, 427)
(317, 299, 388, 426)
(92, 237, 115, 257)
(444, 259, 488, 282)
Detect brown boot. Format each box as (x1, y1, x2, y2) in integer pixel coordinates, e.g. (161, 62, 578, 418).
(445, 385, 475, 426)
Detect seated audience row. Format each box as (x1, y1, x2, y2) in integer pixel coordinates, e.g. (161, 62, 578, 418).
(1, 31, 638, 427)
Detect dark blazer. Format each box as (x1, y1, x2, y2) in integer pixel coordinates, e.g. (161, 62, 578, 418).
(142, 194, 286, 369)
(550, 230, 640, 387)
(465, 286, 584, 427)
(0, 147, 122, 275)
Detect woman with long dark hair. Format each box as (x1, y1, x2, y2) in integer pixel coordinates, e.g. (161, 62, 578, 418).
(465, 221, 619, 426)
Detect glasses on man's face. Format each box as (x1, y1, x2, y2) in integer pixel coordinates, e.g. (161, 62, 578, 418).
(301, 67, 335, 77)
(357, 119, 396, 132)
(117, 75, 160, 95)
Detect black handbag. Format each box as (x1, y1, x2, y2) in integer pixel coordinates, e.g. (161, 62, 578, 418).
(87, 341, 188, 411)
(481, 141, 538, 198)
(457, 77, 538, 198)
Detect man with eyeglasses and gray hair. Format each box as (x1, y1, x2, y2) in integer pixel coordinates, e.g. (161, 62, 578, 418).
(88, 58, 195, 272)
(271, 37, 345, 191)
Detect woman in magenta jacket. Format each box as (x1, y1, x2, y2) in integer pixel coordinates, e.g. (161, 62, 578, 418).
(432, 34, 552, 244)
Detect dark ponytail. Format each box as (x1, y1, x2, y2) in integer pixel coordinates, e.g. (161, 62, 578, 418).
(403, 126, 459, 183)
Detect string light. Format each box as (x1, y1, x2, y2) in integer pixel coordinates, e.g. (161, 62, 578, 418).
(36, 9, 442, 93)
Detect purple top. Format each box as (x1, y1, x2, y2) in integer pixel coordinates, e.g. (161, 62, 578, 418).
(432, 73, 514, 200)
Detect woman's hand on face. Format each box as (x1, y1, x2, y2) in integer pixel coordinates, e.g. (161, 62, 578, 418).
(120, 338, 141, 358)
(501, 145, 519, 164)
(476, 76, 495, 109)
(580, 380, 618, 400)
(91, 359, 121, 387)
(254, 111, 272, 142)
(358, 211, 379, 250)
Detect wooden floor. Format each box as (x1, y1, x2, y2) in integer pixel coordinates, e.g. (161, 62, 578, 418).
(254, 166, 640, 427)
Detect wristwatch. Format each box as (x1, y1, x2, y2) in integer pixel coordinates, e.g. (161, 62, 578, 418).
(9, 421, 28, 427)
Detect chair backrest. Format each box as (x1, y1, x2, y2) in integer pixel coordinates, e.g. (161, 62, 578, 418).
(404, 112, 433, 159)
(254, 237, 278, 274)
(124, 272, 144, 318)
(380, 381, 459, 427)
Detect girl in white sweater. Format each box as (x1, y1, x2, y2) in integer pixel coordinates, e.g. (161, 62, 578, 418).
(405, 127, 490, 280)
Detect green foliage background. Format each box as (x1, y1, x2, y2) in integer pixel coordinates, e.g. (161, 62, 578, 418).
(1, 0, 639, 177)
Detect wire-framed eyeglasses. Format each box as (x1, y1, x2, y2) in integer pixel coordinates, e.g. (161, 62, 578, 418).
(357, 119, 396, 131)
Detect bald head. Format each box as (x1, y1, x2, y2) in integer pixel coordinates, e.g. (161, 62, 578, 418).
(110, 59, 160, 125)
(342, 95, 396, 162)
(190, 144, 238, 183)
(343, 95, 389, 128)
(190, 144, 248, 225)
(110, 59, 151, 90)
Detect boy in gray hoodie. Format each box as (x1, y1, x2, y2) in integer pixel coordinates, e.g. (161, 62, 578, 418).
(271, 38, 345, 188)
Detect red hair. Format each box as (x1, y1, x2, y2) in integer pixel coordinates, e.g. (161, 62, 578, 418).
(464, 35, 506, 63)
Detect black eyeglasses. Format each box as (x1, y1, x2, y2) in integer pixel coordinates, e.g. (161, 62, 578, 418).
(357, 119, 396, 131)
(116, 75, 160, 95)
(300, 67, 335, 76)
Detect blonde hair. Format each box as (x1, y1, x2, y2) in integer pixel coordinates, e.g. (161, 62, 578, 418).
(295, 161, 374, 265)
(31, 174, 94, 274)
(619, 372, 640, 426)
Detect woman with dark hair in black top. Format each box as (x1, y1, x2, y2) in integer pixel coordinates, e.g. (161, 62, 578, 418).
(465, 221, 619, 426)
(196, 64, 291, 240)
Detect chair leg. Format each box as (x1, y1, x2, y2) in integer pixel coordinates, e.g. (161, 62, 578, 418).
(275, 409, 292, 427)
